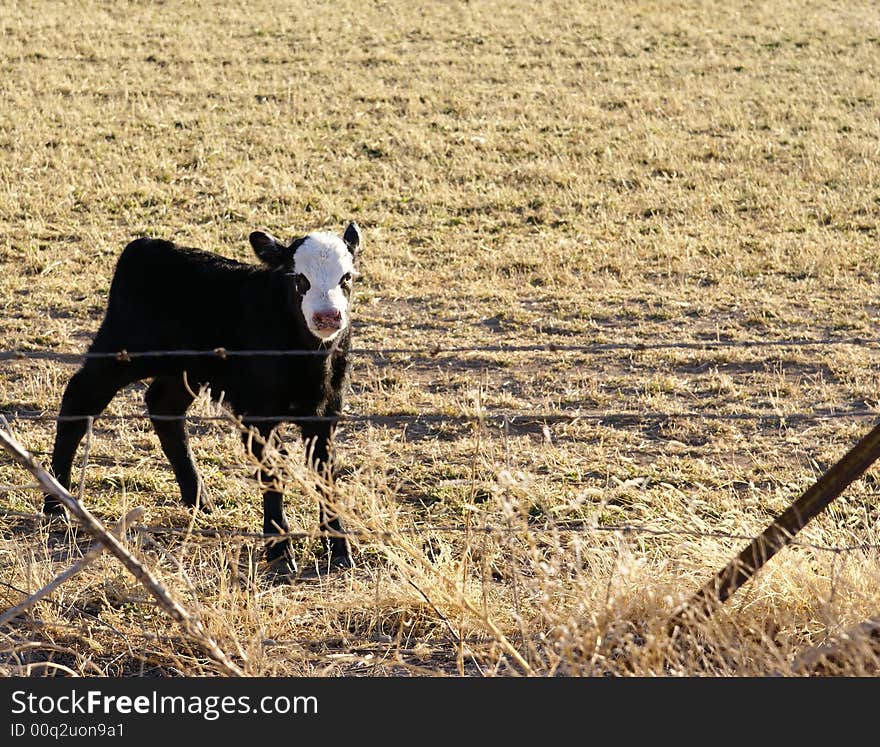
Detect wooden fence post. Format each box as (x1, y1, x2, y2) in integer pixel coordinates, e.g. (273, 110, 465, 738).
(669, 418, 880, 630)
(0, 426, 244, 677)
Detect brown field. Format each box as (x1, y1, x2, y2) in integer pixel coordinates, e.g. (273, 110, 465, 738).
(2, 0, 880, 676)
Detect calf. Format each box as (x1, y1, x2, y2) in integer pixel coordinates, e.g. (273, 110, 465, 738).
(43, 222, 362, 573)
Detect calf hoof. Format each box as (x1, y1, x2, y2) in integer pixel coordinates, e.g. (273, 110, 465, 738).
(264, 538, 296, 578)
(184, 493, 213, 514)
(325, 537, 354, 571)
(42, 500, 70, 524)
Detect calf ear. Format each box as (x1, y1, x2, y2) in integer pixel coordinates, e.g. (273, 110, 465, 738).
(343, 222, 361, 257)
(249, 231, 289, 268)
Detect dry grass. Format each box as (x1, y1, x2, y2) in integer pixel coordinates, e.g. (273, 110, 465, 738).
(2, 0, 880, 676)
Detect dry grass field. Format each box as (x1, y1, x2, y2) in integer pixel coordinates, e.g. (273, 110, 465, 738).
(2, 0, 880, 676)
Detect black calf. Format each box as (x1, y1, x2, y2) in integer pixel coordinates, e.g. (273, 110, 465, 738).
(44, 222, 362, 573)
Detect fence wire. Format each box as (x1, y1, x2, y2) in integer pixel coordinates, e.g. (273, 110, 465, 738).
(1, 335, 880, 364)
(2, 339, 877, 425)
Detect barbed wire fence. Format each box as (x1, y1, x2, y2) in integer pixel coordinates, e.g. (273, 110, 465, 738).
(2, 334, 880, 363)
(2, 339, 880, 440)
(3, 337, 880, 672)
(3, 336, 880, 546)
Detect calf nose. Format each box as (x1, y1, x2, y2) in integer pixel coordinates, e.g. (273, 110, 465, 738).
(313, 310, 343, 330)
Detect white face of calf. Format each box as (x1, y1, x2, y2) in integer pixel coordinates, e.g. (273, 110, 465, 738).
(249, 222, 360, 343)
(293, 233, 356, 341)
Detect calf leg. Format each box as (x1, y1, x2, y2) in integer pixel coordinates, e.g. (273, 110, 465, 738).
(44, 363, 127, 515)
(241, 423, 294, 572)
(145, 376, 206, 510)
(300, 421, 353, 569)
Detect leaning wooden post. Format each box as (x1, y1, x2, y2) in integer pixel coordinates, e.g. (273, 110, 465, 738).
(670, 418, 880, 630)
(0, 426, 244, 677)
